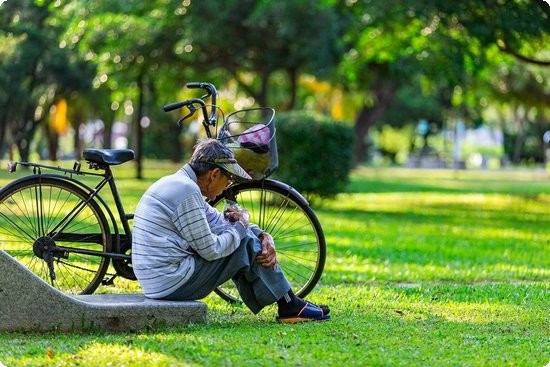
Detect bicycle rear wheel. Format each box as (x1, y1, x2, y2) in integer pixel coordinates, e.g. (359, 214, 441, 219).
(210, 179, 326, 303)
(0, 176, 111, 294)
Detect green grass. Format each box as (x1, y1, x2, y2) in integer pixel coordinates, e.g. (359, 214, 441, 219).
(0, 163, 548, 366)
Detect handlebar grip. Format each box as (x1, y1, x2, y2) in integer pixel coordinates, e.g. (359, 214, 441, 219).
(186, 82, 217, 98)
(186, 82, 203, 89)
(163, 101, 186, 112)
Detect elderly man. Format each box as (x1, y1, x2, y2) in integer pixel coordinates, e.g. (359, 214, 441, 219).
(132, 138, 329, 323)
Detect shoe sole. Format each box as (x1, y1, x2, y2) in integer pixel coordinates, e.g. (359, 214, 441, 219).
(276, 315, 330, 324)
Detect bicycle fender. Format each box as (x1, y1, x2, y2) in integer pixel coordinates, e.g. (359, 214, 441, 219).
(0, 173, 91, 193)
(236, 179, 311, 207)
(0, 173, 120, 238)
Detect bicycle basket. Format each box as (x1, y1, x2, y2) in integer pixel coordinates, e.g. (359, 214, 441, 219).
(217, 107, 278, 180)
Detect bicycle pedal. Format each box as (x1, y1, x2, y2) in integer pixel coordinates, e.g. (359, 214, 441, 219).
(101, 276, 117, 286)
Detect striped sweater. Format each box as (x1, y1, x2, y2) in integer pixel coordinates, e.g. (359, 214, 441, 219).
(131, 164, 251, 299)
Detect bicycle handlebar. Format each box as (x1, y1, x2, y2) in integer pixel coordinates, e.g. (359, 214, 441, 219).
(163, 82, 219, 137)
(162, 101, 187, 112)
(186, 82, 217, 123)
(163, 98, 205, 113)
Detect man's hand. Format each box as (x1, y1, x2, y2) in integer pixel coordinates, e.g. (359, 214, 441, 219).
(256, 232, 278, 268)
(224, 207, 250, 228)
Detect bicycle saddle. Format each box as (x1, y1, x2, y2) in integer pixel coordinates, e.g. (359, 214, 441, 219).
(83, 149, 135, 166)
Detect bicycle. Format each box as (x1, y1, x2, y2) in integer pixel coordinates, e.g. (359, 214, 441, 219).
(0, 82, 326, 303)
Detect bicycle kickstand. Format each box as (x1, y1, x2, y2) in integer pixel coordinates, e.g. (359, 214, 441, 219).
(42, 250, 57, 284)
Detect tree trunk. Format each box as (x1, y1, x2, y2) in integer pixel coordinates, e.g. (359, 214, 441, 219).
(257, 71, 270, 108)
(512, 107, 525, 164)
(352, 81, 397, 166)
(102, 111, 113, 150)
(100, 106, 116, 150)
(15, 106, 38, 162)
(233, 69, 272, 108)
(71, 109, 83, 159)
(353, 106, 375, 166)
(286, 67, 298, 111)
(47, 125, 58, 161)
(0, 111, 9, 159)
(16, 128, 32, 163)
(134, 74, 145, 179)
(535, 108, 548, 163)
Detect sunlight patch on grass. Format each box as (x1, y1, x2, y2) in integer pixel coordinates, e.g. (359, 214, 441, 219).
(431, 301, 538, 324)
(317, 182, 549, 288)
(323, 240, 550, 283)
(351, 166, 550, 185)
(326, 191, 548, 216)
(75, 343, 183, 366)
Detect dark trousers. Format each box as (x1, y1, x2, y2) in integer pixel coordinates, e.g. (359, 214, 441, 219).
(161, 234, 291, 314)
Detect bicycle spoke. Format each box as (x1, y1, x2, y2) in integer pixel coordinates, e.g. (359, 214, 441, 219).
(0, 195, 41, 241)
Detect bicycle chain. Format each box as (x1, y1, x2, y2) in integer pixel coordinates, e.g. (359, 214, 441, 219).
(56, 259, 116, 277)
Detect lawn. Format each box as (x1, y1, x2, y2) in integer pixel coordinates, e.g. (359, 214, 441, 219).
(0, 163, 548, 367)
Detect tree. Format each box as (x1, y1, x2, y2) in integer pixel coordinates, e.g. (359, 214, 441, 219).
(65, 0, 197, 176)
(337, 0, 550, 165)
(2, 0, 547, 169)
(482, 61, 550, 163)
(184, 0, 348, 109)
(0, 0, 94, 161)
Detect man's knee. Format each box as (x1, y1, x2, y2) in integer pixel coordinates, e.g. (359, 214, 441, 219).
(240, 235, 262, 256)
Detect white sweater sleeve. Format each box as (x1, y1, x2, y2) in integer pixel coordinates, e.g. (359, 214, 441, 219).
(172, 192, 247, 261)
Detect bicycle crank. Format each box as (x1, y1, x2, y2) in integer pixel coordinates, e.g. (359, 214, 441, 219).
(112, 242, 136, 280)
(32, 236, 68, 284)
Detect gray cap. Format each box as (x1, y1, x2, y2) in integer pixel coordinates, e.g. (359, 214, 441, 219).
(199, 157, 252, 181)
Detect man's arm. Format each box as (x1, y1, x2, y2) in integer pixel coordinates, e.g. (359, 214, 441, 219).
(173, 193, 246, 261)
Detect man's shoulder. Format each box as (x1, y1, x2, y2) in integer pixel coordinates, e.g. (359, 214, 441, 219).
(140, 170, 198, 207)
(152, 170, 196, 191)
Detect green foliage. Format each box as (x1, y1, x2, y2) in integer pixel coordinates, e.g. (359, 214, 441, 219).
(185, 0, 348, 107)
(0, 0, 96, 160)
(0, 0, 548, 166)
(373, 124, 415, 165)
(274, 111, 354, 199)
(336, 0, 549, 165)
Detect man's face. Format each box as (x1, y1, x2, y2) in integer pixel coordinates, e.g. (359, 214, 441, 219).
(202, 168, 232, 200)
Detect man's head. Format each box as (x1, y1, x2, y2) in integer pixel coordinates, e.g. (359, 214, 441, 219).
(189, 139, 251, 200)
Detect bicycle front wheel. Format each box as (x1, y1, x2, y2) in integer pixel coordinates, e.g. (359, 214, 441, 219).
(210, 180, 326, 303)
(0, 176, 111, 294)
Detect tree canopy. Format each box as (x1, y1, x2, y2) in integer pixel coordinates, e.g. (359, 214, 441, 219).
(0, 0, 548, 168)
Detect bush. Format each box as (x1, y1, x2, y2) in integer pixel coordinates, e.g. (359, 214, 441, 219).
(274, 111, 354, 199)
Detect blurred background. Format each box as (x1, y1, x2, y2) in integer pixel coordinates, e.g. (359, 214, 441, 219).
(0, 0, 548, 184)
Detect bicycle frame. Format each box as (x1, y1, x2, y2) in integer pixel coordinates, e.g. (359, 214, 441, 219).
(7, 161, 134, 265)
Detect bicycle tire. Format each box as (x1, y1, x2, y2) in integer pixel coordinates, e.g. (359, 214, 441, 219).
(209, 180, 326, 303)
(0, 176, 111, 294)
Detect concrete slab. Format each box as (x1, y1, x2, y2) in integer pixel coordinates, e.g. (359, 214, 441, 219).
(0, 250, 207, 332)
